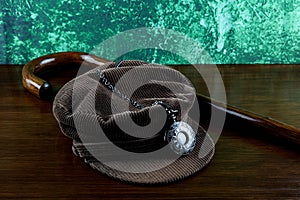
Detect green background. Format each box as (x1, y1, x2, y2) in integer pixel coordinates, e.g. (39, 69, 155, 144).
(0, 0, 299, 64)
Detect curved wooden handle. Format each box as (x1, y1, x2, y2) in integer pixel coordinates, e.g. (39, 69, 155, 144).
(22, 52, 109, 100)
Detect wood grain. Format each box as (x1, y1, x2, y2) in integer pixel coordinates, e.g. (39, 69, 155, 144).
(1, 64, 300, 199)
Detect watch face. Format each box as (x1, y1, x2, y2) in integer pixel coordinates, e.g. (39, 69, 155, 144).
(165, 121, 196, 155)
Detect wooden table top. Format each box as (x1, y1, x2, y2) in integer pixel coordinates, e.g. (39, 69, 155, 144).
(0, 64, 299, 199)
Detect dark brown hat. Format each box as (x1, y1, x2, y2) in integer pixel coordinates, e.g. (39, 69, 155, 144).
(53, 60, 215, 184)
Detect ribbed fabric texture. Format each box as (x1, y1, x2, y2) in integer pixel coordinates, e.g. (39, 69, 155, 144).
(53, 60, 215, 184)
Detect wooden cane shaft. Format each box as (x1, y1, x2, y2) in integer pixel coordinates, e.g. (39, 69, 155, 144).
(22, 53, 300, 147)
(197, 94, 300, 147)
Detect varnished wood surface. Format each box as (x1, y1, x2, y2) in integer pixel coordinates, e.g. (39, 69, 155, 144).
(1, 65, 300, 199)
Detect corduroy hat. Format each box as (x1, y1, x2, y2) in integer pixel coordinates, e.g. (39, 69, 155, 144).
(52, 60, 215, 184)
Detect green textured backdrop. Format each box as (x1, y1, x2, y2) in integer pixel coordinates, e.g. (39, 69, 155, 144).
(0, 0, 299, 64)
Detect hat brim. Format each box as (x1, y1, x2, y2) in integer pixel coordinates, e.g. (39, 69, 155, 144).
(71, 119, 215, 185)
